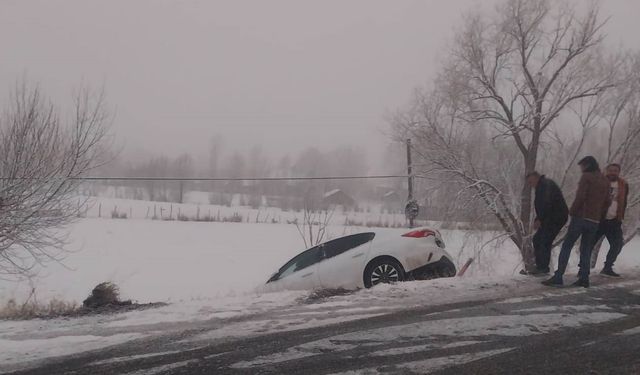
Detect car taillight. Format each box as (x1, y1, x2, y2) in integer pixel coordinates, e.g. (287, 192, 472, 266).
(402, 229, 435, 238)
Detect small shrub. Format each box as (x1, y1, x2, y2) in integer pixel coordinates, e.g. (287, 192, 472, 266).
(83, 282, 130, 308)
(223, 213, 243, 223)
(111, 211, 128, 219)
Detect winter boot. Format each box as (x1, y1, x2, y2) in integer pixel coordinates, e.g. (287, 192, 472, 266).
(530, 268, 550, 276)
(600, 268, 621, 278)
(542, 275, 563, 287)
(571, 279, 590, 288)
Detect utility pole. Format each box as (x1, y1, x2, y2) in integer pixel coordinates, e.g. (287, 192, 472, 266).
(406, 138, 414, 203)
(405, 138, 417, 228)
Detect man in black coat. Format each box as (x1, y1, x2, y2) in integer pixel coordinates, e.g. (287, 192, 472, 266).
(526, 172, 569, 275)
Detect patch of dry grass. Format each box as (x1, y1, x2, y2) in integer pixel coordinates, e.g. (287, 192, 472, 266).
(1, 283, 167, 321)
(0, 295, 78, 320)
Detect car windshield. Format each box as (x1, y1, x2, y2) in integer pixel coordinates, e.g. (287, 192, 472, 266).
(270, 246, 322, 281)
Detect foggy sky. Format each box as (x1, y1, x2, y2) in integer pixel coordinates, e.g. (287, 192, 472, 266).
(2, 0, 640, 167)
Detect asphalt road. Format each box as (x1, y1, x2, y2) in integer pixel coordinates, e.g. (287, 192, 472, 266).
(9, 275, 640, 375)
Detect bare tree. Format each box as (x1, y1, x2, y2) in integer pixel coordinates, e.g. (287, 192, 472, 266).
(138, 155, 170, 202)
(208, 134, 224, 192)
(172, 153, 194, 203)
(394, 0, 618, 270)
(294, 199, 334, 248)
(328, 146, 369, 199)
(247, 145, 271, 208)
(0, 83, 111, 278)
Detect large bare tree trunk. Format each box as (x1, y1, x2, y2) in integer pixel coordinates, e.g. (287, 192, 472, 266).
(520, 152, 538, 270)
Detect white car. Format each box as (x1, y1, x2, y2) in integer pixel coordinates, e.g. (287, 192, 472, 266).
(266, 227, 456, 291)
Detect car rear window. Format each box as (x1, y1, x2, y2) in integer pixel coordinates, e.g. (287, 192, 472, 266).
(321, 232, 375, 258)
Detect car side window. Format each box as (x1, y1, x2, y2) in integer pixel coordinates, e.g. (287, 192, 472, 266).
(322, 232, 375, 259)
(277, 246, 322, 280)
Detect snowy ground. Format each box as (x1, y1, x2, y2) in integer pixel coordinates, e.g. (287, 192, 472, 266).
(1, 214, 639, 372)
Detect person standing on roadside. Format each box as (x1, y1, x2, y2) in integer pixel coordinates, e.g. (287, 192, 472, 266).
(525, 172, 568, 276)
(542, 156, 610, 288)
(593, 163, 630, 277)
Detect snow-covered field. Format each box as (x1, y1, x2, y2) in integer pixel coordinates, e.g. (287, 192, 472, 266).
(1, 209, 640, 372)
(77, 194, 412, 228)
(0, 208, 523, 304)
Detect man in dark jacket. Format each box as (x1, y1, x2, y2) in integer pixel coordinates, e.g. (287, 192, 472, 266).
(526, 172, 568, 275)
(592, 163, 630, 277)
(543, 156, 610, 288)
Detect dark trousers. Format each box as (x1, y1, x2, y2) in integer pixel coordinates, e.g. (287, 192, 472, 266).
(556, 217, 599, 280)
(594, 219, 624, 269)
(533, 220, 566, 271)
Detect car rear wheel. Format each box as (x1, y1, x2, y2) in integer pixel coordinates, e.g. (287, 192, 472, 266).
(410, 257, 457, 280)
(437, 257, 457, 277)
(364, 258, 405, 288)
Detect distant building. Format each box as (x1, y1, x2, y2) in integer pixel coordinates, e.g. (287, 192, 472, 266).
(322, 189, 355, 209)
(382, 190, 402, 213)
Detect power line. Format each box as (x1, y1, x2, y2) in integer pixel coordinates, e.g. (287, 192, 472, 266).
(73, 175, 412, 182)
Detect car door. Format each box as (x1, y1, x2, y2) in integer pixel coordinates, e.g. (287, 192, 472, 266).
(318, 233, 375, 289)
(269, 246, 322, 290)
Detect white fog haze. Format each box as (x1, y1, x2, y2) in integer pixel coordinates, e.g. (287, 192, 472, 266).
(2, 0, 638, 170)
(3, 1, 640, 373)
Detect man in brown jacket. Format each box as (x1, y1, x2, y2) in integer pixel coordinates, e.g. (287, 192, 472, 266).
(543, 156, 610, 288)
(592, 163, 630, 277)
